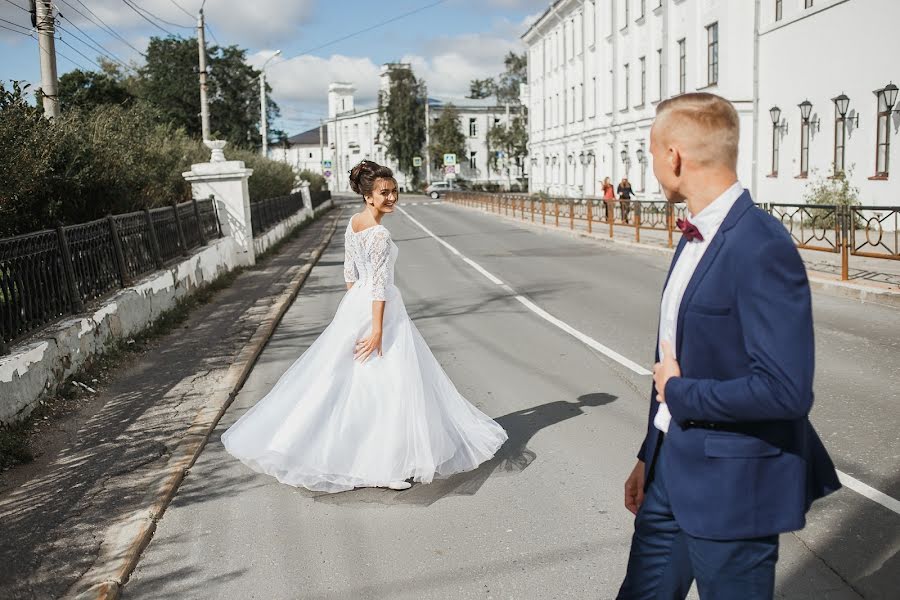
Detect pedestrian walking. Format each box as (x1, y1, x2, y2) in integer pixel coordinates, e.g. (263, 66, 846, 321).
(617, 177, 634, 223)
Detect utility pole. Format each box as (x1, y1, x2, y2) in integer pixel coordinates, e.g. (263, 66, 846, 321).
(197, 9, 211, 140)
(424, 86, 432, 184)
(259, 51, 281, 157)
(319, 120, 325, 175)
(35, 0, 59, 118)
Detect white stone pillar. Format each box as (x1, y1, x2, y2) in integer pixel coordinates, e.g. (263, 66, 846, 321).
(298, 180, 312, 211)
(183, 141, 256, 266)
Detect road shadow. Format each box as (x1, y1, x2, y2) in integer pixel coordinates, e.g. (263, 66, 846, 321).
(312, 392, 617, 508)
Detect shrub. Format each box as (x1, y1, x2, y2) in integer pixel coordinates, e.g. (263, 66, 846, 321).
(228, 149, 295, 201)
(802, 168, 861, 229)
(296, 169, 327, 193)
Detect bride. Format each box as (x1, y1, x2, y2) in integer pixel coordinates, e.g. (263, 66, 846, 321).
(222, 160, 508, 493)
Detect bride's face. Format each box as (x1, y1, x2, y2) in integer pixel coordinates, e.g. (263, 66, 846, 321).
(367, 178, 399, 214)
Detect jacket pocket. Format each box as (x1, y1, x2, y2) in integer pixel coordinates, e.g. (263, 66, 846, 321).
(704, 433, 783, 458)
(687, 302, 732, 316)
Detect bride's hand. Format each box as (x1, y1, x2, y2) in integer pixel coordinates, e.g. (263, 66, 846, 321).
(354, 329, 383, 363)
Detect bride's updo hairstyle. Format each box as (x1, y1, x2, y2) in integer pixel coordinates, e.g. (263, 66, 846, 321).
(349, 160, 395, 198)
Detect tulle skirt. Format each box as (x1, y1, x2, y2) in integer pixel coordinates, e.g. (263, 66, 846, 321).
(221, 281, 508, 493)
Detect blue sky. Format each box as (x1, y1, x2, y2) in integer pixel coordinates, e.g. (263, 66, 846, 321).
(0, 0, 545, 134)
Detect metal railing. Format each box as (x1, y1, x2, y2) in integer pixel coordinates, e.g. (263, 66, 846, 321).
(250, 190, 332, 237)
(447, 192, 899, 283)
(0, 197, 221, 354)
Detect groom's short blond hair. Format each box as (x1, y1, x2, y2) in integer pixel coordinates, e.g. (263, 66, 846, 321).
(655, 93, 740, 170)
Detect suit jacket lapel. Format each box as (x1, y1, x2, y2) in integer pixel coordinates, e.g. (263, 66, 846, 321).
(675, 191, 755, 356)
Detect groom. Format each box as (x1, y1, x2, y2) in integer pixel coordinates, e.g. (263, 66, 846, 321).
(617, 93, 840, 599)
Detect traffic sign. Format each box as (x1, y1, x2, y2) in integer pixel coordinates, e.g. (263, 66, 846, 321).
(412, 156, 422, 167)
(323, 160, 332, 169)
(444, 165, 457, 178)
(443, 153, 457, 166)
(324, 170, 332, 178)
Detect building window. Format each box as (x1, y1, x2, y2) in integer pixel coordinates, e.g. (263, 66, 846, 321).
(469, 151, 477, 170)
(469, 118, 477, 137)
(639, 56, 646, 106)
(624, 0, 630, 24)
(571, 86, 576, 122)
(805, 0, 814, 7)
(800, 118, 810, 177)
(591, 76, 597, 116)
(876, 93, 892, 177)
(678, 39, 686, 94)
(775, 0, 782, 21)
(556, 93, 561, 125)
(639, 0, 646, 20)
(624, 63, 630, 108)
(578, 83, 584, 121)
(706, 23, 718, 86)
(657, 48, 663, 100)
(834, 107, 846, 176)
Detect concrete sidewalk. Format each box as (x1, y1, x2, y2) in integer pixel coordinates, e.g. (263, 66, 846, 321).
(0, 208, 339, 600)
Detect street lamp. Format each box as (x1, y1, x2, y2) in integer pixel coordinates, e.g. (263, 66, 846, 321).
(832, 93, 859, 127)
(260, 49, 282, 157)
(878, 82, 899, 112)
(798, 99, 819, 132)
(769, 105, 781, 126)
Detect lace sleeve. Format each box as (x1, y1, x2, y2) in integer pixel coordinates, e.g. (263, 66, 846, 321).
(367, 228, 391, 301)
(343, 233, 358, 283)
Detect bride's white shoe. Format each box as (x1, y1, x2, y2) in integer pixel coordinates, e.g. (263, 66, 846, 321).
(387, 480, 412, 490)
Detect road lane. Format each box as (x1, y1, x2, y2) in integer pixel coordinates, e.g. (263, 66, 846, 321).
(125, 201, 886, 598)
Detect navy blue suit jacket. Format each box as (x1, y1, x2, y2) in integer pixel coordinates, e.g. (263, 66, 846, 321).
(637, 190, 841, 540)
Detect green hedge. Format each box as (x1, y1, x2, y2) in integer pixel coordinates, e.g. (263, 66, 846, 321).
(0, 82, 295, 238)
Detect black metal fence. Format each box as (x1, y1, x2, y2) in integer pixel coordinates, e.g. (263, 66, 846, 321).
(0, 197, 221, 354)
(250, 190, 332, 236)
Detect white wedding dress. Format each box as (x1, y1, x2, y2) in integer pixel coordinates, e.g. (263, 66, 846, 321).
(221, 218, 508, 493)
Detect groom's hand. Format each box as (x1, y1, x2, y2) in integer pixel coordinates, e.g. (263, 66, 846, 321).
(653, 340, 681, 403)
(624, 460, 646, 515)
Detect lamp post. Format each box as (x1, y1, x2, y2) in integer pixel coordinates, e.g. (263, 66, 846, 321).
(260, 50, 282, 157)
(878, 82, 899, 113)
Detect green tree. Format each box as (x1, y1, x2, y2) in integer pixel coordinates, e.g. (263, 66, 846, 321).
(486, 115, 528, 185)
(58, 66, 133, 112)
(378, 65, 426, 184)
(137, 37, 280, 148)
(468, 78, 495, 99)
(428, 103, 466, 172)
(469, 52, 527, 104)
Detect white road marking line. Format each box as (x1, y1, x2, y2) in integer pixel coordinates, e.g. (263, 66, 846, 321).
(399, 207, 650, 376)
(838, 471, 900, 515)
(398, 206, 900, 517)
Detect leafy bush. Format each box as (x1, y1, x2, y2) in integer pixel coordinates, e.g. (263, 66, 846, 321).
(802, 168, 861, 228)
(297, 169, 327, 193)
(1, 81, 297, 237)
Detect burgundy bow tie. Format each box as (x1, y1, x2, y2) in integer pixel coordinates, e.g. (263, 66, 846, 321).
(676, 218, 704, 242)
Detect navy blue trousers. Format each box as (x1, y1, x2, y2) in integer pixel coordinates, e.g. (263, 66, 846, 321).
(617, 444, 779, 599)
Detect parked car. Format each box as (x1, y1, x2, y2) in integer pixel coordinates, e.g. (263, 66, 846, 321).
(424, 181, 455, 199)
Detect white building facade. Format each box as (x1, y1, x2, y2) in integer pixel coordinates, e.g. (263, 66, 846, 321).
(524, 0, 755, 198)
(524, 0, 900, 208)
(274, 64, 526, 194)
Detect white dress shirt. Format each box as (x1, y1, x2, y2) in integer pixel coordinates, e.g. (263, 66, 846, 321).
(654, 181, 745, 433)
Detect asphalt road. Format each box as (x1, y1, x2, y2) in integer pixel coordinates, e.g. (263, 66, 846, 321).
(125, 197, 899, 599)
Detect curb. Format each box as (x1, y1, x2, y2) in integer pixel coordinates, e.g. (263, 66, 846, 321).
(67, 209, 342, 600)
(447, 202, 900, 307)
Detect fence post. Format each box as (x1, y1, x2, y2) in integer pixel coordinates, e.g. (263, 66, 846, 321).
(106, 215, 130, 286)
(607, 201, 614, 239)
(56, 223, 84, 313)
(587, 200, 593, 234)
(841, 204, 850, 281)
(554, 200, 560, 227)
(531, 199, 535, 222)
(172, 202, 189, 256)
(666, 203, 674, 248)
(569, 200, 574, 230)
(634, 202, 642, 243)
(192, 197, 207, 245)
(541, 198, 546, 224)
(143, 208, 164, 268)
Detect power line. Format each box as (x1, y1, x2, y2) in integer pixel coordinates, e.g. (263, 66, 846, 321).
(167, 0, 195, 20)
(0, 16, 30, 31)
(0, 22, 30, 35)
(121, 0, 178, 37)
(57, 0, 145, 57)
(204, 22, 219, 46)
(1, 0, 29, 13)
(55, 13, 133, 71)
(55, 32, 104, 69)
(125, 0, 193, 30)
(0, 21, 90, 70)
(274, 0, 449, 67)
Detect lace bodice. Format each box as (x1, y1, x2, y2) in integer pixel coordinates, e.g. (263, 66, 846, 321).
(343, 221, 398, 300)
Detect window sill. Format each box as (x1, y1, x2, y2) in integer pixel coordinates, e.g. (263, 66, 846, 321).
(767, 173, 778, 178)
(697, 82, 719, 91)
(620, 26, 629, 34)
(795, 174, 808, 179)
(634, 103, 646, 110)
(636, 16, 646, 26)
(653, 5, 663, 16)
(827, 173, 845, 180)
(619, 108, 630, 113)
(869, 174, 889, 180)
